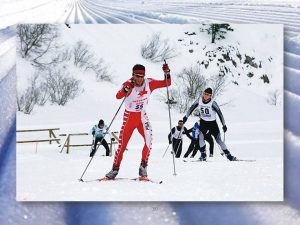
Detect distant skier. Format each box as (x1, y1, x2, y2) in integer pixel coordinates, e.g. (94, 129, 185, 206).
(90, 119, 114, 157)
(183, 120, 214, 158)
(182, 87, 237, 161)
(168, 120, 192, 158)
(104, 63, 171, 180)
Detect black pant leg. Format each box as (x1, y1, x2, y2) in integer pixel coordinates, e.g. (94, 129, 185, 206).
(176, 140, 182, 158)
(184, 140, 195, 158)
(191, 139, 199, 157)
(205, 134, 214, 155)
(173, 138, 181, 157)
(101, 139, 110, 156)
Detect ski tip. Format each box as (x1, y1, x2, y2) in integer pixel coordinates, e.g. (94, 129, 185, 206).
(98, 177, 114, 182)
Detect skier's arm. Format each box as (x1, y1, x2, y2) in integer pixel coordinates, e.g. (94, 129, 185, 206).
(149, 77, 171, 92)
(184, 127, 192, 140)
(90, 126, 96, 136)
(183, 99, 199, 123)
(212, 101, 226, 126)
(168, 127, 175, 142)
(187, 127, 193, 133)
(116, 79, 134, 99)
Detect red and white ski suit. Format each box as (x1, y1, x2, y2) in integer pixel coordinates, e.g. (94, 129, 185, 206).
(113, 77, 171, 167)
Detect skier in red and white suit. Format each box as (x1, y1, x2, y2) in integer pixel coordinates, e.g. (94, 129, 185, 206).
(105, 63, 171, 180)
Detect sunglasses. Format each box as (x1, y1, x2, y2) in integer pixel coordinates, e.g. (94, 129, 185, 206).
(133, 74, 145, 78)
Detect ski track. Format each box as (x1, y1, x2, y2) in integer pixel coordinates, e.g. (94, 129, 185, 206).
(1, 0, 300, 224)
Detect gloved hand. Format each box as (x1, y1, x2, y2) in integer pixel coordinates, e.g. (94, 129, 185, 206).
(123, 85, 131, 93)
(162, 63, 170, 72)
(162, 63, 170, 78)
(92, 131, 95, 136)
(123, 80, 134, 93)
(111, 138, 116, 142)
(182, 116, 188, 124)
(223, 125, 227, 133)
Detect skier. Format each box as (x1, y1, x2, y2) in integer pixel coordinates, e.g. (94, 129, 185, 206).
(182, 87, 237, 161)
(168, 120, 192, 158)
(90, 119, 114, 157)
(183, 120, 214, 158)
(103, 63, 171, 180)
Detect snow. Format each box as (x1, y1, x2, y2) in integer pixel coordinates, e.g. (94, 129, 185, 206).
(1, 1, 300, 225)
(16, 24, 283, 201)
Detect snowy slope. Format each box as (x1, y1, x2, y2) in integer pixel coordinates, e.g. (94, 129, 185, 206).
(1, 1, 300, 225)
(16, 24, 283, 202)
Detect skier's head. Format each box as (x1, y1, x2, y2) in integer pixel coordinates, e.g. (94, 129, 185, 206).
(132, 64, 145, 87)
(202, 87, 213, 102)
(98, 119, 104, 128)
(178, 120, 184, 127)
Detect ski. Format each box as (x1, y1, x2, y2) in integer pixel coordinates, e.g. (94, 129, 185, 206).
(83, 177, 163, 184)
(183, 159, 256, 162)
(235, 159, 256, 162)
(183, 159, 208, 163)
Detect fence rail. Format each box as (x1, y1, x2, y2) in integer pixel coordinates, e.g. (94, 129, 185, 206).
(17, 128, 60, 144)
(17, 128, 121, 155)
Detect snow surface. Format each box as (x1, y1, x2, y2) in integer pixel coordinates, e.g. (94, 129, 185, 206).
(1, 0, 300, 225)
(16, 24, 283, 201)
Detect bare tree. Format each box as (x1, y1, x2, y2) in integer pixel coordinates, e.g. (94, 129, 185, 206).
(17, 73, 40, 114)
(209, 74, 227, 99)
(267, 89, 281, 106)
(73, 40, 94, 68)
(17, 24, 58, 61)
(141, 33, 178, 62)
(172, 65, 207, 112)
(46, 68, 81, 106)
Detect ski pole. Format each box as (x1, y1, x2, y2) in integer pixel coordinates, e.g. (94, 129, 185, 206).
(79, 97, 126, 182)
(162, 143, 170, 158)
(164, 59, 176, 176)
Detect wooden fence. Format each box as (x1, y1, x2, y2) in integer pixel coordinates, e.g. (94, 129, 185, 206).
(17, 128, 60, 144)
(17, 128, 122, 155)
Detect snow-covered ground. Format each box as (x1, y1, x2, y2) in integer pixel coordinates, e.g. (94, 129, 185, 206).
(1, 0, 300, 224)
(16, 24, 283, 201)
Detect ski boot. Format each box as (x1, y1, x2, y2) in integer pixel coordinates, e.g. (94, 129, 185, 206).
(227, 154, 237, 161)
(199, 152, 207, 161)
(223, 149, 237, 161)
(105, 165, 119, 180)
(209, 154, 213, 157)
(139, 160, 148, 180)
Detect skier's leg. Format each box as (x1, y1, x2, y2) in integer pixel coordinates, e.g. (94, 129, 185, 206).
(137, 111, 152, 163)
(113, 111, 136, 168)
(191, 139, 200, 157)
(183, 140, 194, 158)
(101, 139, 110, 156)
(198, 131, 207, 160)
(176, 140, 182, 158)
(211, 123, 236, 161)
(90, 138, 98, 157)
(205, 134, 214, 156)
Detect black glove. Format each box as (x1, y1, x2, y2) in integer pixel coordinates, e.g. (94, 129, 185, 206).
(123, 85, 131, 93)
(223, 125, 227, 133)
(183, 116, 188, 124)
(92, 131, 95, 136)
(111, 138, 116, 142)
(169, 139, 172, 144)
